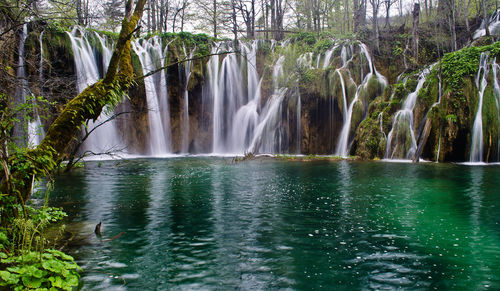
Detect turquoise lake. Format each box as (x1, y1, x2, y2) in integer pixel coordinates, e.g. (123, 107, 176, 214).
(48, 158, 500, 290)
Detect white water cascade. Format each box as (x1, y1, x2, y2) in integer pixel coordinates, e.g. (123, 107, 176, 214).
(469, 53, 490, 162)
(67, 27, 121, 154)
(385, 66, 432, 160)
(248, 56, 287, 153)
(27, 29, 46, 147)
(132, 36, 172, 155)
(296, 92, 302, 153)
(491, 59, 500, 160)
(209, 41, 261, 154)
(473, 10, 500, 39)
(335, 43, 387, 157)
(181, 45, 195, 153)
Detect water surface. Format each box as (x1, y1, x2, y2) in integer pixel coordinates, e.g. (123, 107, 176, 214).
(49, 158, 500, 290)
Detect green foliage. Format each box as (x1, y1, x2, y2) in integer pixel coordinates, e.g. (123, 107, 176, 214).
(313, 39, 335, 54)
(441, 41, 500, 91)
(446, 114, 457, 123)
(158, 31, 214, 58)
(0, 250, 81, 290)
(293, 32, 317, 45)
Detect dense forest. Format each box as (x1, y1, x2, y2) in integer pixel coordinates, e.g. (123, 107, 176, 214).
(1, 0, 500, 289)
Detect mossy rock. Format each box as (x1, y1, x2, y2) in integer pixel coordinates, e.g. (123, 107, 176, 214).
(353, 117, 386, 159)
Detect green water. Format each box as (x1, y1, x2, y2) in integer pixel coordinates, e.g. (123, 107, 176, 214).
(49, 158, 500, 290)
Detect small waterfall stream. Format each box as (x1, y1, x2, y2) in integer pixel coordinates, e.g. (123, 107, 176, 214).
(335, 44, 387, 157)
(181, 45, 195, 153)
(28, 28, 45, 147)
(14, 24, 29, 144)
(491, 59, 500, 160)
(385, 66, 432, 160)
(469, 53, 490, 163)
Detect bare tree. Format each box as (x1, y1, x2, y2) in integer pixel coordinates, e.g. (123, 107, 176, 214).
(383, 0, 397, 28)
(412, 2, 420, 61)
(353, 0, 366, 32)
(369, 0, 381, 52)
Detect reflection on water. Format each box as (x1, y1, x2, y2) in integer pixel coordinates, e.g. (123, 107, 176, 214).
(49, 158, 500, 290)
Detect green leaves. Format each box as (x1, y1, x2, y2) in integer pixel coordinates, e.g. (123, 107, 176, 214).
(0, 270, 20, 285)
(0, 250, 81, 290)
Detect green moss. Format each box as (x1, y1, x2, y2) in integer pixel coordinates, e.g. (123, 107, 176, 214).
(405, 78, 418, 93)
(353, 117, 386, 159)
(441, 41, 500, 93)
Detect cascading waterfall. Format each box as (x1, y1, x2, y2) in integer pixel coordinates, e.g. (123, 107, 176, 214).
(208, 41, 261, 154)
(322, 46, 337, 69)
(248, 56, 287, 153)
(132, 36, 172, 155)
(14, 24, 29, 145)
(491, 59, 500, 160)
(63, 32, 391, 157)
(67, 27, 121, 154)
(469, 53, 490, 163)
(28, 29, 46, 147)
(335, 44, 387, 157)
(296, 92, 301, 153)
(385, 66, 432, 160)
(181, 45, 195, 153)
(15, 23, 44, 147)
(473, 10, 500, 39)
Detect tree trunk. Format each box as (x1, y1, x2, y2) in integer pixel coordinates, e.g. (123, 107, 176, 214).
(147, 0, 152, 33)
(483, 0, 490, 36)
(152, 0, 157, 32)
(412, 3, 420, 62)
(385, 1, 390, 28)
(465, 0, 473, 41)
(213, 0, 217, 38)
(372, 0, 380, 52)
(231, 0, 238, 40)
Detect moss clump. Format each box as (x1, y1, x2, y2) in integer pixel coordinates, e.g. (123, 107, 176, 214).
(353, 117, 386, 159)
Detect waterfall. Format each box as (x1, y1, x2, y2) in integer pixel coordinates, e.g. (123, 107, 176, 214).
(14, 23, 29, 145)
(132, 36, 172, 155)
(28, 29, 46, 147)
(473, 10, 500, 39)
(207, 45, 221, 152)
(436, 129, 441, 162)
(335, 43, 387, 157)
(67, 27, 121, 154)
(378, 112, 387, 141)
(385, 66, 432, 160)
(469, 53, 490, 163)
(181, 45, 195, 153)
(296, 92, 301, 153)
(491, 59, 500, 160)
(208, 40, 261, 154)
(248, 56, 286, 153)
